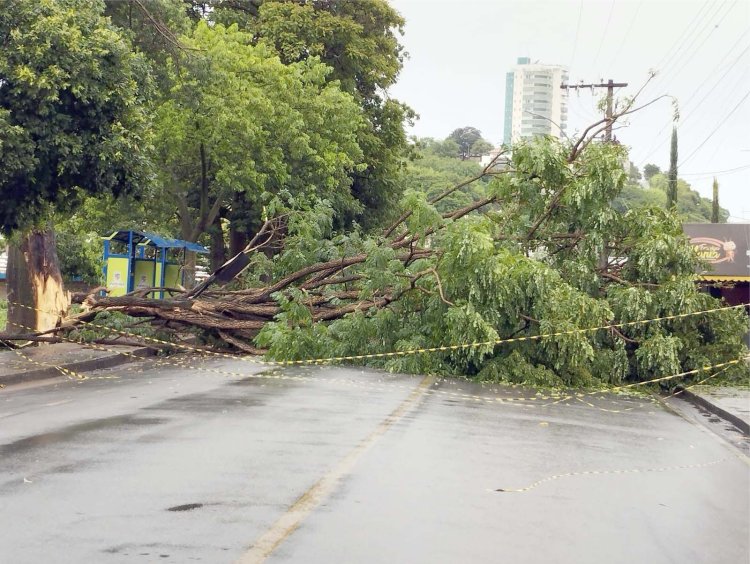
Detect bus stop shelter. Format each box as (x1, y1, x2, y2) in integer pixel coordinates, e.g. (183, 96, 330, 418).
(102, 230, 208, 299)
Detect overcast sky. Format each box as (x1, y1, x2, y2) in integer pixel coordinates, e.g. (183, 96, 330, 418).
(389, 0, 749, 220)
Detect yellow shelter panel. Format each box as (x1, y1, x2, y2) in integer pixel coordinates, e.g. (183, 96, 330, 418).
(134, 259, 157, 298)
(105, 257, 129, 297)
(164, 264, 182, 295)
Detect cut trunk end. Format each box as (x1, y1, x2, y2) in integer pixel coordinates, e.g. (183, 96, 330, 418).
(6, 229, 69, 334)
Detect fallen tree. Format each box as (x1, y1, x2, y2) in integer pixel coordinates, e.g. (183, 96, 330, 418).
(9, 95, 750, 385)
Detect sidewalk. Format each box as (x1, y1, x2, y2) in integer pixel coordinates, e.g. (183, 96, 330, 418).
(0, 342, 154, 387)
(676, 385, 750, 435)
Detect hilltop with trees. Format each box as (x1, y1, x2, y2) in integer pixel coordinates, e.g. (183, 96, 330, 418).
(614, 163, 729, 222)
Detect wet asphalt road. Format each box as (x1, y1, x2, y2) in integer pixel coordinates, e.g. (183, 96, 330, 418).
(0, 357, 748, 564)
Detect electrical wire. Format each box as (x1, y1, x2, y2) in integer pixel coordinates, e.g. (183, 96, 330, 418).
(680, 38, 750, 125)
(653, 0, 730, 89)
(638, 30, 750, 167)
(569, 0, 584, 72)
(680, 163, 750, 177)
(659, 0, 739, 89)
(607, 0, 643, 70)
(679, 90, 750, 167)
(653, 1, 713, 72)
(592, 0, 616, 72)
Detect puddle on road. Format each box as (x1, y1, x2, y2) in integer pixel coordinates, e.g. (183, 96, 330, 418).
(167, 503, 204, 512)
(0, 415, 169, 455)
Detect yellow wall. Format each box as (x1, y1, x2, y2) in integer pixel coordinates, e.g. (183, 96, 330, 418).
(134, 259, 157, 297)
(105, 257, 130, 297)
(164, 264, 181, 295)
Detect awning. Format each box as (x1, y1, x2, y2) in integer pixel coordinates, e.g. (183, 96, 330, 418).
(104, 230, 208, 254)
(697, 275, 750, 282)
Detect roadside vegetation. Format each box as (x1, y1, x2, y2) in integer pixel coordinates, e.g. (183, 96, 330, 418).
(0, 0, 746, 389)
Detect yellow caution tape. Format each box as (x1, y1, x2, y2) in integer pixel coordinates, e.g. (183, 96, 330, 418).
(0, 338, 92, 381)
(4, 300, 747, 367)
(495, 458, 727, 493)
(2, 314, 746, 419)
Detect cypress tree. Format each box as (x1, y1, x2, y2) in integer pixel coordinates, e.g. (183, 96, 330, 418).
(667, 127, 678, 209)
(711, 177, 720, 223)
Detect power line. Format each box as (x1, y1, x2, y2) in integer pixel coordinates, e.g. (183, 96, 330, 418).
(659, 0, 739, 88)
(654, 1, 725, 83)
(680, 163, 750, 177)
(638, 31, 750, 166)
(653, 1, 713, 72)
(607, 0, 643, 69)
(636, 2, 736, 159)
(639, 58, 749, 166)
(679, 90, 750, 167)
(679, 35, 750, 123)
(569, 0, 584, 71)
(592, 0, 616, 72)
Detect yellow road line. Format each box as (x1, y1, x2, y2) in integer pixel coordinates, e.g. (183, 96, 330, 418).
(237, 375, 434, 563)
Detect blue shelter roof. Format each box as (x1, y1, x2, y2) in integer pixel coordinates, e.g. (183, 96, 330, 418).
(104, 230, 209, 254)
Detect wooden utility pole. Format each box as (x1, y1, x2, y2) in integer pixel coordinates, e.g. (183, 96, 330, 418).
(561, 79, 628, 272)
(560, 79, 628, 141)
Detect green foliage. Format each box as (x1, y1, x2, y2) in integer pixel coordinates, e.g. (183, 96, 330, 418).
(643, 163, 661, 181)
(104, 0, 191, 89)
(154, 22, 365, 241)
(478, 352, 561, 387)
(211, 0, 414, 229)
(401, 190, 444, 240)
(447, 126, 490, 159)
(628, 162, 642, 182)
(55, 231, 102, 284)
(67, 310, 177, 349)
(255, 135, 748, 387)
(0, 0, 153, 234)
(0, 300, 6, 331)
(402, 138, 489, 212)
(613, 172, 729, 223)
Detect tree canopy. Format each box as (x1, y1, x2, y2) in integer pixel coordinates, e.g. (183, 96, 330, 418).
(447, 126, 494, 160)
(614, 168, 729, 223)
(0, 0, 152, 233)
(153, 22, 364, 246)
(209, 0, 415, 228)
(73, 134, 748, 387)
(643, 163, 661, 181)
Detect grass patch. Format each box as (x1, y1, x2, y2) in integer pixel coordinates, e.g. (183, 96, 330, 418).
(0, 300, 6, 331)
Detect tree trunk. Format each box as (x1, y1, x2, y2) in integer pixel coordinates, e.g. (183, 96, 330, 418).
(6, 229, 69, 334)
(209, 216, 227, 271)
(229, 224, 248, 257)
(711, 177, 719, 223)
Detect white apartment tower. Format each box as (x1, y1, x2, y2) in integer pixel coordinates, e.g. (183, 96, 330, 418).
(503, 57, 569, 145)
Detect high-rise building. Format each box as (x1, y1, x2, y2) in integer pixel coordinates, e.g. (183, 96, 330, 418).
(503, 57, 569, 145)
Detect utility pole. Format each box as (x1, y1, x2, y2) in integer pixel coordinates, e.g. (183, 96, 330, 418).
(560, 79, 628, 273)
(560, 79, 628, 141)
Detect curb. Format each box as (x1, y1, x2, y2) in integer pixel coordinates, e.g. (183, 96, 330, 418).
(674, 386, 750, 436)
(0, 347, 155, 387)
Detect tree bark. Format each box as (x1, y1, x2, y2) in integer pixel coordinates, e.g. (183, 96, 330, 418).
(229, 224, 248, 257)
(6, 229, 69, 334)
(209, 215, 227, 271)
